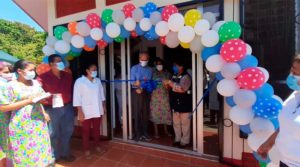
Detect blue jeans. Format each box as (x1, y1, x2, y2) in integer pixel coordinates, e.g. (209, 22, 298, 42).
(46, 103, 74, 159)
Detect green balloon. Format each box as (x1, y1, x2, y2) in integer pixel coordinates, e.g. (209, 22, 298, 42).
(54, 26, 68, 40)
(102, 9, 113, 24)
(259, 162, 267, 167)
(218, 21, 241, 42)
(114, 36, 124, 43)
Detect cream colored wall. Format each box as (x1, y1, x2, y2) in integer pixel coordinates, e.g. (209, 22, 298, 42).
(13, 0, 48, 30)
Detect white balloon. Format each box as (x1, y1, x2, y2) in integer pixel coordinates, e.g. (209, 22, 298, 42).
(246, 44, 252, 55)
(155, 21, 169, 37)
(71, 35, 84, 48)
(194, 19, 210, 36)
(203, 12, 216, 28)
(42, 45, 55, 56)
(217, 79, 240, 97)
(112, 10, 125, 25)
(178, 26, 195, 43)
(250, 117, 275, 136)
(272, 95, 283, 104)
(166, 32, 179, 48)
(266, 163, 277, 167)
(54, 40, 70, 54)
(62, 31, 72, 43)
(229, 106, 254, 125)
(212, 21, 226, 32)
(221, 63, 241, 79)
(90, 28, 103, 41)
(123, 18, 136, 31)
(139, 18, 152, 31)
(46, 36, 57, 47)
(201, 30, 219, 47)
(258, 67, 269, 83)
(150, 11, 161, 25)
(233, 89, 257, 108)
(190, 35, 203, 53)
(247, 133, 271, 152)
(205, 54, 225, 73)
(106, 23, 121, 38)
(76, 22, 91, 37)
(269, 146, 282, 166)
(168, 13, 184, 32)
(132, 8, 144, 22)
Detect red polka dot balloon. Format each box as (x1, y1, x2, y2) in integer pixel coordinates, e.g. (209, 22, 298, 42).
(220, 39, 247, 62)
(160, 36, 166, 45)
(237, 67, 265, 90)
(86, 13, 101, 28)
(123, 3, 136, 18)
(162, 5, 178, 21)
(97, 40, 108, 49)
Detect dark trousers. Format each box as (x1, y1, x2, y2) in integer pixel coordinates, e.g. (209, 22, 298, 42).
(280, 161, 289, 167)
(132, 90, 149, 138)
(82, 117, 101, 151)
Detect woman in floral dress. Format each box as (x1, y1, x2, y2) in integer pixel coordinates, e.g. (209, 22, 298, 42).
(150, 58, 172, 139)
(0, 60, 53, 167)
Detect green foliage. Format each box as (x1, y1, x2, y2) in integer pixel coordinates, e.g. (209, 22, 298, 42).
(0, 19, 47, 64)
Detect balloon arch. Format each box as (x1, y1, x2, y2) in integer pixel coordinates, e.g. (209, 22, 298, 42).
(41, 2, 282, 166)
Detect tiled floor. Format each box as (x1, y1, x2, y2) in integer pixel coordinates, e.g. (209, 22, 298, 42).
(55, 139, 229, 167)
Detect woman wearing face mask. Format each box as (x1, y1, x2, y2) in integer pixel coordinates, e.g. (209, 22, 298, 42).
(257, 54, 300, 167)
(73, 63, 106, 159)
(150, 58, 172, 139)
(0, 60, 53, 166)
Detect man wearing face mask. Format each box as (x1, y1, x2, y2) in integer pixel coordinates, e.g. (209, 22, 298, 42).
(38, 54, 75, 162)
(163, 58, 192, 148)
(257, 54, 300, 167)
(130, 51, 153, 142)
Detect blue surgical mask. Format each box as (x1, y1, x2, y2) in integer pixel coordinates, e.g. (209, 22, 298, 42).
(286, 74, 300, 91)
(56, 62, 65, 71)
(173, 65, 179, 74)
(91, 71, 97, 78)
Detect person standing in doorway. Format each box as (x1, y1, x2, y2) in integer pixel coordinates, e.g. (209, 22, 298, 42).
(130, 51, 153, 142)
(73, 63, 106, 159)
(38, 54, 76, 162)
(164, 59, 192, 148)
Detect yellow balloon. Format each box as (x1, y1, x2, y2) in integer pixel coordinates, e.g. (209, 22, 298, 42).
(180, 42, 190, 49)
(66, 55, 74, 61)
(184, 9, 202, 27)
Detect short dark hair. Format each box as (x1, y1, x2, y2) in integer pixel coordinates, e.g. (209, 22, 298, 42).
(82, 63, 97, 76)
(48, 54, 62, 64)
(139, 51, 149, 56)
(13, 60, 34, 72)
(154, 57, 164, 65)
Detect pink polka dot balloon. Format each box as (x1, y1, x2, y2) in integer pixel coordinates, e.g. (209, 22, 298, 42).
(123, 3, 136, 18)
(86, 13, 101, 28)
(220, 39, 247, 62)
(162, 5, 178, 21)
(237, 67, 265, 90)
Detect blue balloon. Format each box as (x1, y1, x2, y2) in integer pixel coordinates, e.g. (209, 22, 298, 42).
(216, 72, 224, 80)
(201, 43, 222, 61)
(226, 96, 236, 107)
(101, 20, 107, 29)
(253, 97, 282, 119)
(102, 32, 113, 44)
(144, 26, 159, 40)
(84, 36, 96, 48)
(42, 56, 49, 64)
(143, 2, 157, 17)
(239, 124, 252, 134)
(271, 118, 280, 130)
(253, 152, 271, 163)
(120, 26, 130, 39)
(71, 45, 82, 53)
(135, 23, 145, 36)
(237, 55, 258, 70)
(254, 83, 274, 98)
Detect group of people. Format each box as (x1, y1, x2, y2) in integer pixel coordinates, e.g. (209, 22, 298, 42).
(130, 52, 193, 148)
(0, 54, 106, 166)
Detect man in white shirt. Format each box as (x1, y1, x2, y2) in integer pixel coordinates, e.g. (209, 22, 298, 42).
(258, 54, 300, 167)
(73, 63, 106, 159)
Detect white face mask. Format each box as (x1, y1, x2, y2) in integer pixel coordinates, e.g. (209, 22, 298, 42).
(24, 71, 36, 80)
(91, 71, 97, 78)
(140, 61, 148, 67)
(0, 73, 13, 82)
(156, 65, 163, 71)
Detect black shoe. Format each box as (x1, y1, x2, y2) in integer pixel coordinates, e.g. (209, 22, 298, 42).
(173, 141, 180, 147)
(179, 144, 187, 149)
(61, 155, 76, 162)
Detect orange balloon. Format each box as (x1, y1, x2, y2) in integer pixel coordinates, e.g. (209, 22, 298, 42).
(68, 22, 78, 35)
(83, 45, 95, 52)
(36, 63, 50, 76)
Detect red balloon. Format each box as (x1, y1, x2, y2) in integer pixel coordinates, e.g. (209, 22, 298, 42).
(161, 5, 178, 21)
(237, 67, 265, 90)
(160, 36, 166, 45)
(220, 39, 247, 62)
(86, 13, 101, 28)
(131, 31, 138, 38)
(97, 40, 108, 49)
(123, 3, 136, 18)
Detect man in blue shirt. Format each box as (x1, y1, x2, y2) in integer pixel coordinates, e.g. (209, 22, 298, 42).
(131, 51, 153, 142)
